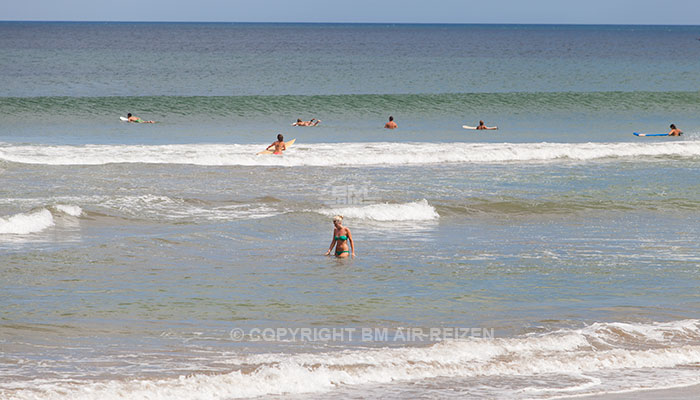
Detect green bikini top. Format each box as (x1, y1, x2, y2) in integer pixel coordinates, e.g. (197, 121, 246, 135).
(335, 235, 348, 241)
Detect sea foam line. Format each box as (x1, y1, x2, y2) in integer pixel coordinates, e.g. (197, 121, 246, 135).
(4, 320, 699, 400)
(1, 141, 698, 166)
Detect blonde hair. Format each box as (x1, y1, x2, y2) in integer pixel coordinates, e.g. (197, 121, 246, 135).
(332, 215, 343, 223)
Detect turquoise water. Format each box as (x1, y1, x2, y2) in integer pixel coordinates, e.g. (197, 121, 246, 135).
(1, 22, 699, 399)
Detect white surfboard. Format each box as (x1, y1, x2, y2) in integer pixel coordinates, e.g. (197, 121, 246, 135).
(120, 116, 128, 122)
(463, 125, 498, 130)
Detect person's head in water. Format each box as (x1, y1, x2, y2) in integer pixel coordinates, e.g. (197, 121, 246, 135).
(297, 119, 303, 123)
(127, 113, 132, 118)
(277, 134, 284, 141)
(670, 124, 676, 129)
(389, 116, 394, 122)
(479, 120, 484, 126)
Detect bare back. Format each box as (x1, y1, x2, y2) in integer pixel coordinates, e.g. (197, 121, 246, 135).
(273, 140, 286, 154)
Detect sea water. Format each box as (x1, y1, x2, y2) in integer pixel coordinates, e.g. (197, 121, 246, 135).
(1, 22, 699, 399)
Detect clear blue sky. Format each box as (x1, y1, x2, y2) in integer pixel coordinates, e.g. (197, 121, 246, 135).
(3, 0, 700, 24)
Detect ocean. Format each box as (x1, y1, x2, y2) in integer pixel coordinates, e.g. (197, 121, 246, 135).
(1, 22, 699, 399)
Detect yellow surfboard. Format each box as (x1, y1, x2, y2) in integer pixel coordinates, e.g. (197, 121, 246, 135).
(257, 138, 296, 155)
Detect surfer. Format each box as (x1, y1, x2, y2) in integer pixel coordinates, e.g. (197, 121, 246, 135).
(127, 113, 155, 123)
(325, 215, 355, 258)
(668, 124, 683, 136)
(384, 116, 397, 129)
(476, 120, 497, 130)
(292, 118, 321, 126)
(265, 134, 287, 155)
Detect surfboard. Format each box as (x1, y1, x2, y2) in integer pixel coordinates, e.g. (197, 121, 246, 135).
(120, 116, 158, 123)
(633, 132, 668, 137)
(257, 138, 296, 155)
(463, 125, 498, 130)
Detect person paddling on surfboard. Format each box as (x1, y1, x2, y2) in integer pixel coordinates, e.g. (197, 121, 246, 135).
(292, 118, 321, 126)
(325, 215, 355, 258)
(668, 124, 683, 136)
(476, 120, 497, 130)
(127, 113, 155, 124)
(265, 134, 287, 155)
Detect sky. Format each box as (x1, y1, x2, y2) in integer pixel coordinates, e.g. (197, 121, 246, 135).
(2, 0, 700, 25)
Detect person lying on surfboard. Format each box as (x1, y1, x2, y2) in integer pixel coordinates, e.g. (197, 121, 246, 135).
(325, 215, 355, 258)
(476, 120, 498, 130)
(265, 134, 287, 155)
(127, 113, 155, 123)
(668, 124, 683, 136)
(292, 118, 321, 126)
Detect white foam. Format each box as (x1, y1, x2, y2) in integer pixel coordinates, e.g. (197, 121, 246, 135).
(54, 204, 83, 217)
(5, 320, 700, 400)
(99, 194, 276, 221)
(318, 199, 439, 221)
(1, 141, 699, 166)
(0, 209, 55, 234)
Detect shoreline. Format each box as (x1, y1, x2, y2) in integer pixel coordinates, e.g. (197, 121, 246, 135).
(564, 384, 700, 400)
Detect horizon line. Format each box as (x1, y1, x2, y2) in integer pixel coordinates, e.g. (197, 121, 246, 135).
(1, 20, 699, 27)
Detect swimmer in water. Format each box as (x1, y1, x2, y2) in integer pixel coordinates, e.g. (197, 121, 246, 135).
(668, 124, 683, 136)
(384, 116, 397, 129)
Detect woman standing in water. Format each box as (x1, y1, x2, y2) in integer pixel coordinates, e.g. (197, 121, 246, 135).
(325, 215, 355, 258)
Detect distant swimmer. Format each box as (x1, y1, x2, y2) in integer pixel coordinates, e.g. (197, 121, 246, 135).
(325, 215, 355, 258)
(265, 133, 287, 155)
(384, 116, 397, 129)
(476, 120, 498, 130)
(127, 113, 155, 123)
(668, 123, 683, 136)
(292, 118, 321, 127)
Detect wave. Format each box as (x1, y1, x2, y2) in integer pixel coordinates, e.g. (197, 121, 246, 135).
(2, 91, 700, 118)
(0, 195, 282, 223)
(317, 200, 439, 221)
(4, 320, 699, 399)
(436, 196, 700, 215)
(1, 197, 439, 225)
(2, 193, 697, 228)
(53, 204, 83, 217)
(0, 209, 54, 234)
(97, 194, 277, 221)
(0, 205, 81, 235)
(1, 141, 699, 166)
